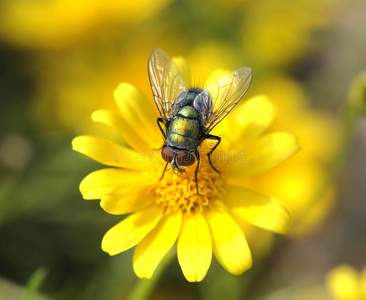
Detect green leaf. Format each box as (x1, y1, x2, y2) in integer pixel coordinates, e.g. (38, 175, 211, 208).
(21, 268, 47, 300)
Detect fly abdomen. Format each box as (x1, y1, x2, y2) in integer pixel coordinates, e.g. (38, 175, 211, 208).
(167, 133, 198, 149)
(168, 117, 199, 138)
(166, 106, 200, 149)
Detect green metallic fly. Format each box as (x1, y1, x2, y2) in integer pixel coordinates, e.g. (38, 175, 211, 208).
(148, 48, 252, 194)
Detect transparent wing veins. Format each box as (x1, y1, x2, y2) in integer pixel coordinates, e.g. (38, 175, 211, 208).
(203, 67, 252, 134)
(148, 48, 187, 123)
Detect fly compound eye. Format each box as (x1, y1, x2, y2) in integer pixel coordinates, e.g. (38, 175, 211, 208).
(177, 151, 195, 166)
(161, 147, 174, 163)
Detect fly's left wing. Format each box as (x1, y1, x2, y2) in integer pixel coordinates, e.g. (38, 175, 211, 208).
(202, 67, 252, 134)
(148, 48, 188, 123)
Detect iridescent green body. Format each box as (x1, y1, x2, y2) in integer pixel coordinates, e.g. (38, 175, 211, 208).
(167, 106, 201, 150)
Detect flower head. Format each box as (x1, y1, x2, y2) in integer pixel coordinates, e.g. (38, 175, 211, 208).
(72, 55, 300, 282)
(0, 0, 171, 49)
(326, 265, 366, 300)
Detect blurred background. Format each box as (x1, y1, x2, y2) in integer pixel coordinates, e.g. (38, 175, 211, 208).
(0, 0, 365, 299)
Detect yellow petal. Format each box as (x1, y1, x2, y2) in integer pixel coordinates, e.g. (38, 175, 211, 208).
(226, 96, 275, 141)
(326, 265, 362, 300)
(133, 211, 182, 279)
(204, 201, 252, 275)
(204, 69, 229, 88)
(80, 168, 142, 200)
(177, 212, 212, 282)
(102, 205, 164, 256)
(114, 83, 161, 149)
(227, 132, 300, 178)
(91, 110, 150, 151)
(101, 184, 152, 215)
(233, 218, 275, 259)
(225, 185, 292, 234)
(173, 56, 191, 87)
(72, 135, 149, 170)
(289, 186, 335, 237)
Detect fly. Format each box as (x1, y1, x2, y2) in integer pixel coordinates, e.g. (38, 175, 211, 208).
(148, 48, 252, 194)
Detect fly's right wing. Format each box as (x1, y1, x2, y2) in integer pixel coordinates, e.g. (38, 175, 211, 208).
(148, 48, 188, 123)
(202, 67, 252, 134)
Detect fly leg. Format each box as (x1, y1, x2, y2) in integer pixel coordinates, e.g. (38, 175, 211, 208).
(153, 118, 167, 151)
(157, 118, 166, 138)
(205, 134, 221, 174)
(194, 150, 200, 195)
(160, 161, 169, 180)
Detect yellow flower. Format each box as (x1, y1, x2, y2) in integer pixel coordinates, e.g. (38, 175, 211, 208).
(242, 0, 341, 68)
(72, 56, 300, 282)
(0, 0, 171, 49)
(31, 38, 189, 135)
(326, 265, 366, 300)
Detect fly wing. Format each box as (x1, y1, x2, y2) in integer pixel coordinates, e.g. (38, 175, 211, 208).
(148, 48, 188, 123)
(202, 67, 252, 134)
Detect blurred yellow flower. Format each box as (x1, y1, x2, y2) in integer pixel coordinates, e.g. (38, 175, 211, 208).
(187, 42, 240, 82)
(0, 0, 171, 49)
(72, 55, 299, 281)
(326, 265, 366, 300)
(242, 0, 341, 68)
(31, 37, 189, 136)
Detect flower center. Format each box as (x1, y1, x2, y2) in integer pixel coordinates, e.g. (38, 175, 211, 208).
(147, 159, 226, 214)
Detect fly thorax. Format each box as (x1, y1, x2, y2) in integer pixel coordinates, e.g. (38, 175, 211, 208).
(178, 106, 198, 118)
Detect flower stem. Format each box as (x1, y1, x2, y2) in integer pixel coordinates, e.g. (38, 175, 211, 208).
(21, 268, 47, 300)
(323, 73, 365, 188)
